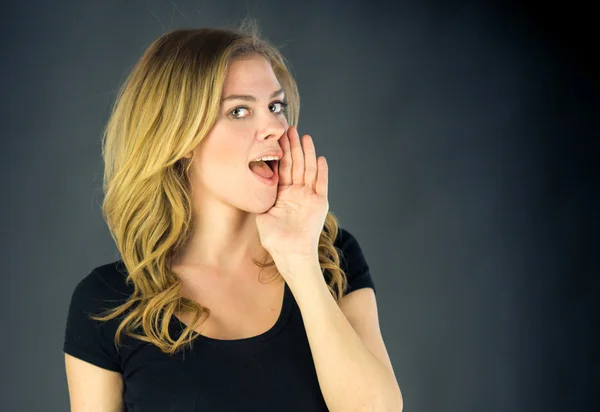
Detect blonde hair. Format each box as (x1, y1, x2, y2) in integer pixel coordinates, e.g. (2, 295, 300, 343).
(93, 19, 349, 355)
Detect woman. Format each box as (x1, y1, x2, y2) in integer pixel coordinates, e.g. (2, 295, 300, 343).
(63, 19, 403, 412)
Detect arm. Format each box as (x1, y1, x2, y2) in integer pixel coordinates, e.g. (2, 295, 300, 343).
(65, 354, 124, 412)
(286, 260, 403, 412)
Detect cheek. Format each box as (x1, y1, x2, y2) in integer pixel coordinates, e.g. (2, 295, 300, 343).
(197, 124, 252, 178)
(197, 140, 247, 181)
(199, 129, 240, 164)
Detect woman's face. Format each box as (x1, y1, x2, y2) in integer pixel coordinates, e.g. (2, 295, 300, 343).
(186, 54, 289, 214)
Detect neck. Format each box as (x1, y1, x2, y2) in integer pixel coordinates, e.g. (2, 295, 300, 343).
(172, 195, 268, 273)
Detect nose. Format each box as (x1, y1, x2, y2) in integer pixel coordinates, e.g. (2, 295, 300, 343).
(257, 115, 286, 142)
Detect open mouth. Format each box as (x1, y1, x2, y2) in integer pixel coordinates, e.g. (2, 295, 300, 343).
(248, 159, 278, 171)
(248, 159, 279, 182)
(265, 160, 278, 172)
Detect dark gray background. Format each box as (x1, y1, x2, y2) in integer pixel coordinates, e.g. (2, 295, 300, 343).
(2, 0, 598, 411)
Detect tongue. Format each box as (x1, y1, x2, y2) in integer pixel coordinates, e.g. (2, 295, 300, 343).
(249, 161, 274, 179)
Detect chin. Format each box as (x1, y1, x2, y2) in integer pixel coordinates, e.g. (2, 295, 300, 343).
(256, 200, 277, 214)
(248, 195, 277, 214)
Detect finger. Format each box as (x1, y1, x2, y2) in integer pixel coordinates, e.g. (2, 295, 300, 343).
(278, 129, 292, 186)
(315, 156, 328, 198)
(302, 134, 317, 191)
(289, 126, 305, 185)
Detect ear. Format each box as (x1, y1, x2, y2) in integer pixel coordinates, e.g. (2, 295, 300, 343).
(183, 150, 193, 159)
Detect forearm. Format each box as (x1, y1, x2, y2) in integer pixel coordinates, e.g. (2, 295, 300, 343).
(285, 259, 402, 412)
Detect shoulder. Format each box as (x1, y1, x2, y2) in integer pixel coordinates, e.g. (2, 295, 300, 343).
(334, 227, 368, 270)
(64, 260, 131, 372)
(69, 260, 133, 313)
(333, 226, 359, 249)
(333, 226, 376, 296)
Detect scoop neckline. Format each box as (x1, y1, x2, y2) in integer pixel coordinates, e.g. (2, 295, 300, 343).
(170, 281, 292, 345)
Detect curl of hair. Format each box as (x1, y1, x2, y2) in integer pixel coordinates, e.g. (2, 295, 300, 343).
(92, 19, 348, 355)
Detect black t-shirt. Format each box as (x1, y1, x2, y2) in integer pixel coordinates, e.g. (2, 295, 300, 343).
(63, 227, 376, 412)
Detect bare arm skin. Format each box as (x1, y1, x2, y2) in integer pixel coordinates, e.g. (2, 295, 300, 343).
(64, 354, 124, 412)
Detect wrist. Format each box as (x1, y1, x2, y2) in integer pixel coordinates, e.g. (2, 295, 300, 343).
(280, 256, 322, 285)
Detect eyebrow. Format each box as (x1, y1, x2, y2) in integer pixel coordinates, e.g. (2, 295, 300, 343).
(221, 88, 285, 103)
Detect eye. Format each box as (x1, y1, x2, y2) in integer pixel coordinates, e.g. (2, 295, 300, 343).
(227, 100, 289, 120)
(228, 106, 250, 119)
(270, 100, 288, 114)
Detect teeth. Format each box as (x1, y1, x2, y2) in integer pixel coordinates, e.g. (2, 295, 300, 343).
(252, 155, 280, 163)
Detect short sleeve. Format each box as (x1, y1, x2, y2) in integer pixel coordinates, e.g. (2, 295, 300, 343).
(335, 227, 376, 296)
(63, 269, 123, 372)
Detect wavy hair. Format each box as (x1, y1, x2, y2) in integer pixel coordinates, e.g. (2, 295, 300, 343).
(92, 18, 349, 355)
